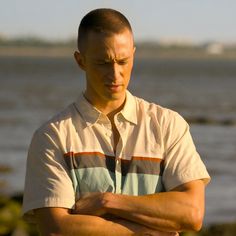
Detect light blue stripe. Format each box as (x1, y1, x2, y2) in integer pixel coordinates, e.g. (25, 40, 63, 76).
(122, 173, 164, 195)
(70, 167, 115, 194)
(70, 167, 164, 196)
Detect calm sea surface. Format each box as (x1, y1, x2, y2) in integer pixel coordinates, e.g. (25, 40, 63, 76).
(0, 56, 236, 225)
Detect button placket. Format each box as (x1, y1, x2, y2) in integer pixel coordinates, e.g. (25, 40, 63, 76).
(115, 117, 129, 159)
(115, 117, 132, 193)
(114, 157, 122, 194)
(114, 115, 125, 194)
(99, 119, 113, 153)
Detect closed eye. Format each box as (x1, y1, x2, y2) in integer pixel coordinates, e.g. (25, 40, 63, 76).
(95, 58, 116, 65)
(117, 60, 128, 65)
(95, 58, 129, 65)
(95, 61, 110, 65)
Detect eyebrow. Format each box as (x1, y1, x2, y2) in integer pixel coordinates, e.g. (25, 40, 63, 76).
(116, 56, 131, 61)
(93, 56, 131, 62)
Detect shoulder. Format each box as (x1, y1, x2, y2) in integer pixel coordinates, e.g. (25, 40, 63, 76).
(34, 103, 79, 139)
(133, 95, 186, 127)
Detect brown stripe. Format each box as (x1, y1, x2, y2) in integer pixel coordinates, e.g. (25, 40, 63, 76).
(72, 151, 114, 159)
(64, 152, 163, 176)
(132, 156, 162, 162)
(64, 152, 116, 173)
(121, 158, 163, 176)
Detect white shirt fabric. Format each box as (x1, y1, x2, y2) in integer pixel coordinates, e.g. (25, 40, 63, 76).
(22, 91, 210, 219)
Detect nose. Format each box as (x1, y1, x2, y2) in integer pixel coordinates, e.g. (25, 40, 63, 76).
(108, 62, 121, 82)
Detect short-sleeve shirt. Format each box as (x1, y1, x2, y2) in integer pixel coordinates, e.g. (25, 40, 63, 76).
(22, 91, 210, 218)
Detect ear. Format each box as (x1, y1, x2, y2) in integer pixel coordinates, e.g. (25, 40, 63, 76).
(74, 51, 86, 70)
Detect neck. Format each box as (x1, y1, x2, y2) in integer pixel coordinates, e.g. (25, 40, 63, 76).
(83, 91, 126, 118)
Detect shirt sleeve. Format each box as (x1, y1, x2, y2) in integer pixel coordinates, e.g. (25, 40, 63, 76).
(22, 124, 75, 220)
(162, 110, 211, 191)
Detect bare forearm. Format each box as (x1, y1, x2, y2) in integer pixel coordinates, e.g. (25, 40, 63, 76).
(56, 214, 134, 236)
(103, 181, 204, 232)
(35, 208, 169, 236)
(59, 215, 178, 236)
(75, 180, 205, 233)
(104, 192, 197, 231)
(37, 213, 132, 235)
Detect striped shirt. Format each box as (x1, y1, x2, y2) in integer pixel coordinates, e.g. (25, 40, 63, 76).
(22, 91, 210, 216)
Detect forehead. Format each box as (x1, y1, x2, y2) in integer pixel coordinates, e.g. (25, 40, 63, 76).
(84, 30, 134, 59)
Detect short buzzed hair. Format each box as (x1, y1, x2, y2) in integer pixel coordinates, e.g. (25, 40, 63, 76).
(77, 8, 133, 52)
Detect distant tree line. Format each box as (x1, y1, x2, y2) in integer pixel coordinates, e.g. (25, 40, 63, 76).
(1, 36, 236, 57)
(0, 36, 76, 47)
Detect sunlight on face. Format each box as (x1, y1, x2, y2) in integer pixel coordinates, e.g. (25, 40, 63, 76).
(80, 29, 135, 109)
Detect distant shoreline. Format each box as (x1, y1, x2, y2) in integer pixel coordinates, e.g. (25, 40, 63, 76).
(0, 46, 75, 58)
(1, 46, 236, 59)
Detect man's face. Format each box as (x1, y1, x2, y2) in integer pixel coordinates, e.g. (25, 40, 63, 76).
(76, 29, 135, 107)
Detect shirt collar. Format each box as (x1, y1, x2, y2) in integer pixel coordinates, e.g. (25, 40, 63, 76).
(120, 90, 137, 125)
(74, 93, 101, 126)
(74, 90, 137, 126)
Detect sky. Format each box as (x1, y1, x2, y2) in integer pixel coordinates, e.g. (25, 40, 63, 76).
(1, 0, 236, 43)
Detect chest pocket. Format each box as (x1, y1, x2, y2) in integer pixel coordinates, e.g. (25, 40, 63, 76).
(64, 152, 115, 195)
(120, 156, 165, 195)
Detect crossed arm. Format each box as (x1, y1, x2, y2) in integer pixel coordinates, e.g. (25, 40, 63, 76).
(35, 179, 205, 236)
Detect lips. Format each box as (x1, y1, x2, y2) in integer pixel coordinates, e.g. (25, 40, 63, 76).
(105, 84, 122, 92)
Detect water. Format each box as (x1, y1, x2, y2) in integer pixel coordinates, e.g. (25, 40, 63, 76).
(0, 56, 236, 225)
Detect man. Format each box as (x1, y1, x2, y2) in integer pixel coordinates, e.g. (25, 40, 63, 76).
(23, 8, 210, 236)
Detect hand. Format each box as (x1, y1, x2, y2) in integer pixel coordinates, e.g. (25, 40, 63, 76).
(73, 192, 108, 216)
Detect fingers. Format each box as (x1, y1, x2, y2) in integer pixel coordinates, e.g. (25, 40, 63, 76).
(73, 192, 106, 216)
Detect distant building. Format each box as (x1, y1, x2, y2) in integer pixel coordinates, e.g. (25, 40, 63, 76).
(158, 37, 196, 47)
(206, 42, 224, 55)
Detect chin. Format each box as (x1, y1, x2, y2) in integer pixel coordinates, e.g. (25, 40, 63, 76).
(105, 92, 124, 101)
